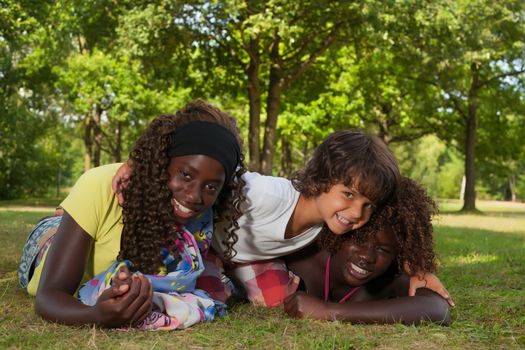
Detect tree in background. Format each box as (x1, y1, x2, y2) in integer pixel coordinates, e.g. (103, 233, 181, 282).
(385, 0, 525, 211)
(1, 0, 524, 204)
(0, 0, 71, 198)
(55, 50, 173, 169)
(11, 1, 189, 171)
(476, 81, 525, 201)
(393, 135, 464, 199)
(174, 0, 372, 174)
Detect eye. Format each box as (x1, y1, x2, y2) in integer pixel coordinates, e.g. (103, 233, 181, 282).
(365, 202, 376, 211)
(180, 170, 192, 181)
(205, 183, 219, 194)
(377, 246, 393, 254)
(343, 191, 354, 199)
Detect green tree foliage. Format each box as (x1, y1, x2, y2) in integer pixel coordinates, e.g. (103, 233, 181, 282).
(169, 0, 372, 173)
(384, 0, 525, 210)
(12, 1, 188, 170)
(1, 0, 524, 203)
(393, 135, 464, 199)
(475, 69, 525, 201)
(1, 100, 45, 198)
(55, 50, 182, 169)
(0, 0, 65, 198)
(285, 44, 441, 145)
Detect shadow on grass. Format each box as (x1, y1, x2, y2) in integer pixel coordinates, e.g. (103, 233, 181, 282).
(435, 225, 525, 256)
(0, 197, 63, 208)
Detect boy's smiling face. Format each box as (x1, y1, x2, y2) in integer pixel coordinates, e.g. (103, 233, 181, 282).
(314, 182, 375, 235)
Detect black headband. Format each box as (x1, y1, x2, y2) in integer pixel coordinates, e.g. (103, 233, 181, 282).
(166, 121, 240, 181)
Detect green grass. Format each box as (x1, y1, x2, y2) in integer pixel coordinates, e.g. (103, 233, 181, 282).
(1, 200, 525, 349)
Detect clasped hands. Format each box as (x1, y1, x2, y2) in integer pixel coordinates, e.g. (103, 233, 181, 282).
(94, 266, 153, 328)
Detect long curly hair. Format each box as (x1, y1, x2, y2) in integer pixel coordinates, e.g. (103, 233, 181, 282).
(292, 130, 400, 239)
(118, 100, 247, 273)
(317, 176, 438, 274)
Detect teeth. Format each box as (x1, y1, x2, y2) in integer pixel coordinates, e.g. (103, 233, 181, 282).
(351, 263, 369, 275)
(336, 213, 350, 225)
(172, 198, 193, 214)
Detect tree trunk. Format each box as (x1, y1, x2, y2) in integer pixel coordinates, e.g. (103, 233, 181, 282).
(84, 117, 93, 171)
(246, 37, 261, 172)
(508, 175, 517, 202)
(56, 168, 61, 197)
(114, 121, 122, 162)
(260, 33, 283, 175)
(92, 104, 103, 167)
(303, 140, 309, 166)
(376, 103, 392, 144)
(280, 136, 292, 178)
(461, 63, 479, 212)
(55, 135, 61, 196)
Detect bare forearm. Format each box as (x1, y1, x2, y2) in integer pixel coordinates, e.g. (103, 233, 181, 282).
(328, 294, 451, 325)
(35, 290, 99, 326)
(36, 273, 152, 328)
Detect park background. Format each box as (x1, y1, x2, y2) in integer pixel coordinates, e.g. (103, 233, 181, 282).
(1, 0, 524, 349)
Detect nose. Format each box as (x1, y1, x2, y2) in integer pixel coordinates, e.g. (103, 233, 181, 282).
(345, 201, 366, 220)
(185, 182, 203, 204)
(357, 244, 376, 265)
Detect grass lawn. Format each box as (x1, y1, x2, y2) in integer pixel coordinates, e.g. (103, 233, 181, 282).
(1, 199, 524, 349)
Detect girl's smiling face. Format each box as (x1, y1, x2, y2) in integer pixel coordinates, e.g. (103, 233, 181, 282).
(167, 154, 226, 224)
(331, 228, 399, 287)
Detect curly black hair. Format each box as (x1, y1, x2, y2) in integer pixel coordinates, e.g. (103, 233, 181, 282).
(317, 176, 438, 274)
(292, 130, 401, 241)
(117, 100, 247, 273)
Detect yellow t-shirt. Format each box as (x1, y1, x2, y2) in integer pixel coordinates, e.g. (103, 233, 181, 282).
(27, 163, 124, 296)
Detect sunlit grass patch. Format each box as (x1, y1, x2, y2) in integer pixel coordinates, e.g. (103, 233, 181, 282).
(438, 199, 525, 215)
(437, 213, 525, 234)
(447, 253, 499, 266)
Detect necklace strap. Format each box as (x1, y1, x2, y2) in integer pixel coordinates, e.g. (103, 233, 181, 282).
(324, 255, 331, 302)
(324, 255, 360, 303)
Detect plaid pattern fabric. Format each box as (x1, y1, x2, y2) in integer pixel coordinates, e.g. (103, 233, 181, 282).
(233, 260, 300, 307)
(196, 252, 233, 303)
(196, 250, 300, 307)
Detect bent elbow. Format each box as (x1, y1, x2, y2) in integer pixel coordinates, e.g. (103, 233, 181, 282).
(34, 290, 58, 322)
(426, 298, 452, 326)
(34, 293, 47, 319)
(436, 304, 452, 326)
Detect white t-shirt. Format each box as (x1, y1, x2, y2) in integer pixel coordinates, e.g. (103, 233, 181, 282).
(211, 171, 323, 263)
